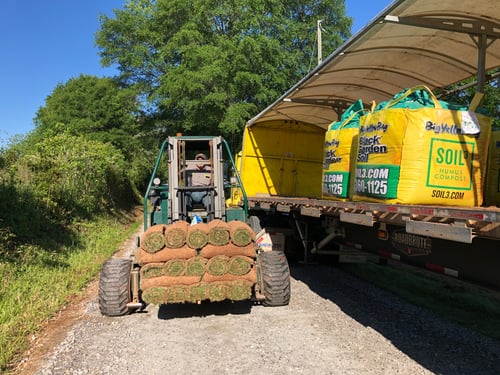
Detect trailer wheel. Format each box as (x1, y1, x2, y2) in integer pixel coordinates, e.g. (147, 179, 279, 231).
(259, 251, 291, 306)
(98, 258, 132, 316)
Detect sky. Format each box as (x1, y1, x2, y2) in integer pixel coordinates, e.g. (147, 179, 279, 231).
(0, 0, 392, 143)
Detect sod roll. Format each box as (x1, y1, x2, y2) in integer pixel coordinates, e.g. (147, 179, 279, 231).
(200, 243, 257, 259)
(141, 225, 166, 253)
(143, 280, 255, 304)
(187, 283, 208, 303)
(228, 221, 255, 247)
(142, 287, 167, 305)
(136, 245, 197, 265)
(141, 275, 201, 290)
(228, 280, 253, 301)
(207, 282, 230, 302)
(165, 220, 189, 248)
(186, 256, 208, 276)
(187, 223, 209, 249)
(164, 285, 189, 303)
(206, 255, 230, 276)
(207, 219, 230, 246)
(202, 267, 257, 283)
(141, 263, 166, 279)
(228, 256, 253, 276)
(164, 259, 187, 276)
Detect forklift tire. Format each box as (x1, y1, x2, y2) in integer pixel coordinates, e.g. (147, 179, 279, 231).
(259, 251, 291, 306)
(98, 258, 132, 316)
(248, 215, 262, 234)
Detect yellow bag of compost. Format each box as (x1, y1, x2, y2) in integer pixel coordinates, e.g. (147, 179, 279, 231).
(323, 100, 367, 200)
(484, 126, 500, 206)
(353, 86, 491, 206)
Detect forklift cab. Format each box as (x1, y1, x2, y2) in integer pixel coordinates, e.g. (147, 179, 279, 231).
(144, 136, 248, 229)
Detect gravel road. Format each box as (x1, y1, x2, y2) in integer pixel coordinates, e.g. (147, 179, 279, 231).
(15, 230, 500, 375)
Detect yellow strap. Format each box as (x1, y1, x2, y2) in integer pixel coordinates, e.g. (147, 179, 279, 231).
(468, 92, 484, 112)
(338, 105, 372, 130)
(384, 85, 441, 109)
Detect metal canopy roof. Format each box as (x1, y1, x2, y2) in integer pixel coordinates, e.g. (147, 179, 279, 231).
(247, 0, 500, 129)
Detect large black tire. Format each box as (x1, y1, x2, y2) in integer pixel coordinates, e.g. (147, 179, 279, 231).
(98, 259, 132, 316)
(259, 251, 291, 306)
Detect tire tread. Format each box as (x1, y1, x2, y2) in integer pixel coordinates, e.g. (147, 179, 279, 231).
(98, 259, 131, 316)
(259, 251, 291, 306)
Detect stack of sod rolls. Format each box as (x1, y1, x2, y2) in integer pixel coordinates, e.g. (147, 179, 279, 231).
(138, 219, 258, 305)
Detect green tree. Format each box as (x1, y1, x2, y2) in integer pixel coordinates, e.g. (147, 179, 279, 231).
(34, 75, 139, 146)
(96, 0, 352, 139)
(439, 69, 500, 127)
(33, 74, 155, 190)
(13, 133, 132, 219)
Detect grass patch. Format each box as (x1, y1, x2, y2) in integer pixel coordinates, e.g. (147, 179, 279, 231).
(0, 215, 141, 372)
(339, 259, 500, 340)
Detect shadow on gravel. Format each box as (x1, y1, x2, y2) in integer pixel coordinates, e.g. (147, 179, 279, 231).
(157, 300, 253, 320)
(289, 260, 500, 375)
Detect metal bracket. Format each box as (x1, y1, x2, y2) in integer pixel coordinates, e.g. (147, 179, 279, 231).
(340, 211, 374, 226)
(405, 220, 474, 243)
(301, 206, 321, 217)
(277, 204, 291, 213)
(383, 15, 500, 38)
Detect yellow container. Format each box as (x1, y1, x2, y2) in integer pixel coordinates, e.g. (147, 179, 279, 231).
(322, 100, 365, 200)
(484, 126, 500, 206)
(353, 86, 491, 206)
(240, 121, 324, 198)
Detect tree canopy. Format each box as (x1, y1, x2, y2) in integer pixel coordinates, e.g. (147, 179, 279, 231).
(34, 74, 140, 146)
(32, 74, 156, 187)
(95, 0, 352, 138)
(440, 70, 500, 127)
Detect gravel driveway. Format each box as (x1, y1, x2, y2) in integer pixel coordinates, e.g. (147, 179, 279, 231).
(15, 231, 500, 375)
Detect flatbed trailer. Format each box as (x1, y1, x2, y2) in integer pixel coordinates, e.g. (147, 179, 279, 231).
(247, 196, 500, 243)
(236, 0, 500, 288)
(246, 195, 500, 289)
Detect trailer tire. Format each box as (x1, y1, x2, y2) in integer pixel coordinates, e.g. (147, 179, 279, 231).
(259, 251, 291, 306)
(98, 259, 132, 316)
